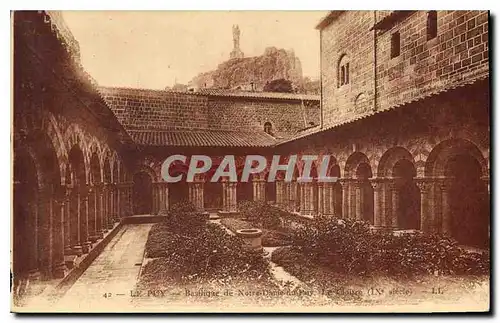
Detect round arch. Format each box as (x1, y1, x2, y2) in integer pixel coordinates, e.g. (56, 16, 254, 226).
(425, 138, 487, 177)
(377, 147, 415, 177)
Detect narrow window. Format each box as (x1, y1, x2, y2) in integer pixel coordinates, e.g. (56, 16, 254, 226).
(391, 32, 401, 58)
(340, 66, 345, 85)
(345, 62, 350, 84)
(427, 11, 438, 40)
(264, 122, 272, 134)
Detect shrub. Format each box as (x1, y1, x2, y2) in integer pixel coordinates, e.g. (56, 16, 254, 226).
(238, 200, 284, 230)
(291, 215, 490, 278)
(164, 200, 207, 233)
(141, 223, 272, 288)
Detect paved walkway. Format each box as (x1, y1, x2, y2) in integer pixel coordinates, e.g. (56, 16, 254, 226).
(55, 224, 153, 311)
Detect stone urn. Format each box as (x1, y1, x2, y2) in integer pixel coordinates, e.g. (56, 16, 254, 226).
(236, 229, 263, 252)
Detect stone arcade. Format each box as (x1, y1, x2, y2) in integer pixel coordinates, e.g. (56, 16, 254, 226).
(12, 10, 490, 297)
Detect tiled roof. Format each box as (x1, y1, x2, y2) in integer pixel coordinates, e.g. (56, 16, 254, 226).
(371, 10, 416, 31)
(315, 11, 345, 30)
(99, 86, 319, 102)
(195, 89, 320, 101)
(277, 75, 489, 146)
(128, 129, 277, 147)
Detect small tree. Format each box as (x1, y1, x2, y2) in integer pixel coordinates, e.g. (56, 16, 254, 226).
(263, 78, 294, 93)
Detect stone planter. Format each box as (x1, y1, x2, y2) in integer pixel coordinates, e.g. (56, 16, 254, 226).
(236, 228, 263, 252)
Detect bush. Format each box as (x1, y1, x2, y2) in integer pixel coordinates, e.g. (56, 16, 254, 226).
(164, 200, 207, 233)
(291, 215, 490, 278)
(141, 222, 272, 288)
(238, 200, 284, 230)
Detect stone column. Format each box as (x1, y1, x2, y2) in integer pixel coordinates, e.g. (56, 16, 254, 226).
(107, 184, 114, 229)
(258, 178, 266, 202)
(415, 178, 432, 233)
(28, 188, 40, 279)
(370, 179, 383, 227)
(389, 180, 400, 229)
(87, 185, 97, 242)
(94, 185, 101, 238)
(52, 190, 67, 278)
(192, 181, 204, 210)
(80, 187, 91, 254)
(102, 184, 109, 232)
(38, 189, 53, 279)
(97, 185, 105, 237)
(328, 182, 335, 216)
(317, 182, 324, 215)
(289, 181, 298, 212)
(276, 179, 283, 207)
(64, 188, 72, 255)
(227, 182, 237, 212)
(438, 178, 453, 236)
(298, 182, 305, 214)
(72, 190, 83, 256)
(164, 183, 169, 211)
(113, 185, 119, 222)
(116, 185, 121, 219)
(340, 179, 350, 219)
(354, 180, 362, 221)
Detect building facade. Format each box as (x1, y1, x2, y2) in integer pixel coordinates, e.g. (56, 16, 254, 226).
(12, 10, 490, 299)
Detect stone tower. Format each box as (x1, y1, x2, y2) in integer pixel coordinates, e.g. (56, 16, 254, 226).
(230, 24, 244, 59)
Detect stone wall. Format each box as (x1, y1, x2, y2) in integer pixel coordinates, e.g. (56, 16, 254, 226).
(206, 97, 320, 139)
(101, 87, 320, 139)
(375, 10, 489, 111)
(320, 11, 376, 127)
(320, 10, 489, 127)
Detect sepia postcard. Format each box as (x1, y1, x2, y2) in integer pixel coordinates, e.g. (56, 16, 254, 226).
(11, 10, 490, 313)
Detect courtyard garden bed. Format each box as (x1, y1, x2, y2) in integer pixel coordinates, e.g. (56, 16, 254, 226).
(269, 215, 490, 304)
(220, 218, 292, 247)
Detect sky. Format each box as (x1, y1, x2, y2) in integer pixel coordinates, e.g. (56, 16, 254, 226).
(62, 11, 327, 90)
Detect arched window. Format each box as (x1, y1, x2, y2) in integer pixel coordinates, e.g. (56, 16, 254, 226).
(338, 54, 350, 87)
(264, 122, 273, 134)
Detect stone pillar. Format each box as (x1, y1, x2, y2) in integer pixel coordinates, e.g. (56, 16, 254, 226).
(438, 178, 453, 236)
(340, 179, 350, 219)
(106, 184, 114, 229)
(116, 185, 121, 219)
(113, 185, 119, 222)
(415, 178, 432, 233)
(87, 185, 97, 242)
(289, 181, 298, 212)
(317, 182, 324, 215)
(328, 183, 335, 216)
(354, 180, 362, 221)
(389, 180, 399, 229)
(97, 185, 105, 237)
(89, 185, 101, 242)
(228, 182, 237, 212)
(192, 180, 204, 210)
(374, 180, 383, 226)
(164, 183, 169, 211)
(276, 179, 283, 207)
(257, 178, 266, 202)
(64, 188, 72, 255)
(72, 190, 83, 256)
(102, 184, 109, 232)
(38, 189, 53, 279)
(298, 182, 305, 214)
(52, 190, 67, 278)
(80, 187, 91, 254)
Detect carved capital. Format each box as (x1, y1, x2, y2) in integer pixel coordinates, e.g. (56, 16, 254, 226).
(415, 178, 432, 193)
